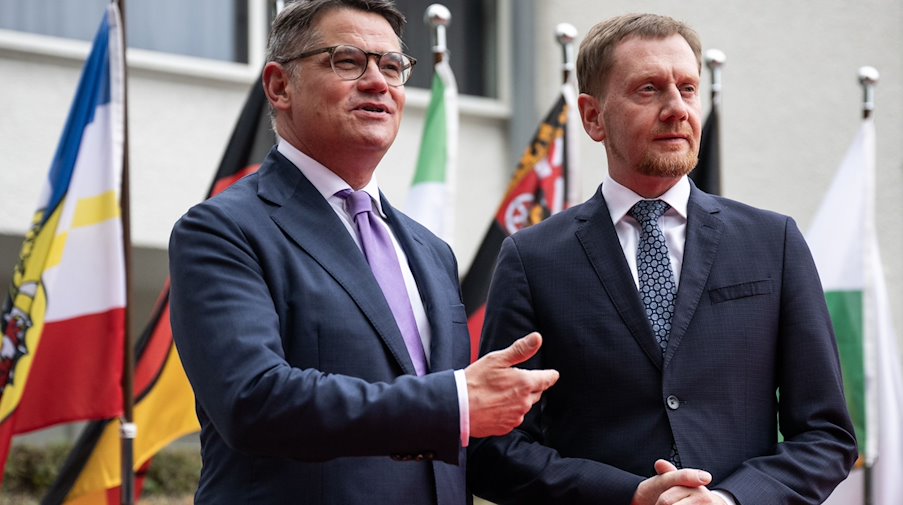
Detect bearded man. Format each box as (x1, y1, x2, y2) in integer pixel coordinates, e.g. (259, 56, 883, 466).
(468, 12, 856, 505)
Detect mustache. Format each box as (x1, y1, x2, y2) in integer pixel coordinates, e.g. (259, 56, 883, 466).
(651, 128, 694, 138)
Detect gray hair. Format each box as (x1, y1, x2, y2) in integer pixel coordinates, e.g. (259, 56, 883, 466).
(266, 0, 406, 71)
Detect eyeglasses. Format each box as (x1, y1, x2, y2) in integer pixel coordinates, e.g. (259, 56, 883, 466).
(278, 44, 416, 87)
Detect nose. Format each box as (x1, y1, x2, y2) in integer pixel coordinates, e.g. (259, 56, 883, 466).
(659, 86, 689, 123)
(357, 57, 389, 93)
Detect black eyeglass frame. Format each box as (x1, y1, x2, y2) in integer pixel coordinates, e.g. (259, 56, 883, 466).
(277, 45, 417, 87)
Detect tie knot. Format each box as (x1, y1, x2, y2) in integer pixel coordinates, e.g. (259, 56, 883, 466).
(337, 189, 373, 217)
(629, 199, 670, 225)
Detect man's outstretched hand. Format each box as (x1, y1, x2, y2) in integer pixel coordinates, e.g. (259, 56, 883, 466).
(465, 332, 559, 438)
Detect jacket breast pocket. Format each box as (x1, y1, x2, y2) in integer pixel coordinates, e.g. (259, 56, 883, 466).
(708, 279, 773, 304)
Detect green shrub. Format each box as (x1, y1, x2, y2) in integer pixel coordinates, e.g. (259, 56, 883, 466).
(2, 443, 199, 499)
(142, 446, 200, 496)
(3, 443, 71, 495)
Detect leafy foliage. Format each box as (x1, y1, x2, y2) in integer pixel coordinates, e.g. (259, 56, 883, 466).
(2, 443, 200, 499)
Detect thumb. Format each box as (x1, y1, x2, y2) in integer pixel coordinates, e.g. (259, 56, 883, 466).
(654, 459, 678, 475)
(493, 332, 542, 367)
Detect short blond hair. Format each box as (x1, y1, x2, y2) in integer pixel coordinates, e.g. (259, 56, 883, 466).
(577, 13, 702, 98)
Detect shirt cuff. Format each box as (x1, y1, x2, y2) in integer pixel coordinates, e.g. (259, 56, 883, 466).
(453, 369, 470, 447)
(711, 490, 736, 505)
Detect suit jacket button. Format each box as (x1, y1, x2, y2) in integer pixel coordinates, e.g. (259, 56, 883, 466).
(666, 395, 680, 410)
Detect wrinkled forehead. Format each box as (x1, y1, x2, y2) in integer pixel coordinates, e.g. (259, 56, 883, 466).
(310, 7, 403, 52)
(611, 35, 700, 77)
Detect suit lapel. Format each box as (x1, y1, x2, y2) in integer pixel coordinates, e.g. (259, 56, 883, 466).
(664, 186, 723, 368)
(575, 190, 665, 369)
(382, 197, 457, 373)
(259, 151, 418, 375)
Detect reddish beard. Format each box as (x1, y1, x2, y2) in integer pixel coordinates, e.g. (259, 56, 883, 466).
(639, 127, 699, 177)
(637, 149, 698, 178)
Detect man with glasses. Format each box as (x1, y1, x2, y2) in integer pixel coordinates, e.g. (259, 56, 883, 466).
(169, 1, 559, 504)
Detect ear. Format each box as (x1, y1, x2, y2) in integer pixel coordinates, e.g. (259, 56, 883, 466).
(262, 62, 292, 113)
(577, 93, 606, 143)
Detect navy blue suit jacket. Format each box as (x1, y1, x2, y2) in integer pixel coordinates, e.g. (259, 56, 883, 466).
(469, 183, 857, 504)
(170, 149, 472, 504)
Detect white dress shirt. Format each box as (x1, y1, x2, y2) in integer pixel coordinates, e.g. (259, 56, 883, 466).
(601, 175, 735, 505)
(601, 175, 689, 289)
(277, 140, 469, 447)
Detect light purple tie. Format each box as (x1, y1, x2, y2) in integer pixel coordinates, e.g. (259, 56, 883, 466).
(339, 190, 428, 376)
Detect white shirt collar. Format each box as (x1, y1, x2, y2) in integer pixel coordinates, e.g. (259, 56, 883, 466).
(601, 175, 690, 224)
(276, 139, 385, 217)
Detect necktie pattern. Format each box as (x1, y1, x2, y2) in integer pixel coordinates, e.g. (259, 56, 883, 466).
(629, 199, 676, 355)
(629, 199, 681, 467)
(339, 190, 428, 376)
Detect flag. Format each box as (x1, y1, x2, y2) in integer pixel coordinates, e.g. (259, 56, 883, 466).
(0, 4, 125, 486)
(406, 55, 458, 244)
(690, 107, 721, 195)
(461, 82, 577, 361)
(42, 75, 273, 504)
(808, 118, 903, 504)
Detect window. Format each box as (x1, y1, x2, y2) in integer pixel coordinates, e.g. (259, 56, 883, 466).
(0, 0, 502, 98)
(0, 0, 249, 63)
(394, 0, 498, 98)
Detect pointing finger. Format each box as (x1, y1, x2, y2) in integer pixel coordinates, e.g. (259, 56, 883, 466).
(526, 368, 560, 393)
(492, 332, 542, 367)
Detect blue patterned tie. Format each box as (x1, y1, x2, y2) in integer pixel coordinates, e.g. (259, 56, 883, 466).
(629, 199, 681, 467)
(629, 200, 676, 355)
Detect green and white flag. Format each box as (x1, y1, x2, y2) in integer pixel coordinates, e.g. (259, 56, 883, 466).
(406, 56, 457, 245)
(808, 118, 903, 504)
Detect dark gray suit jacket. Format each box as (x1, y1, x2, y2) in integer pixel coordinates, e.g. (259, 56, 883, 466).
(469, 183, 857, 504)
(170, 149, 471, 504)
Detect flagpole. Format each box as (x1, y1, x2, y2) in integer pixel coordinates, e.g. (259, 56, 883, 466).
(112, 0, 136, 504)
(695, 49, 726, 196)
(555, 23, 577, 84)
(859, 66, 878, 120)
(425, 3, 450, 64)
(555, 23, 580, 208)
(705, 49, 726, 109)
(419, 3, 457, 244)
(859, 64, 879, 505)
